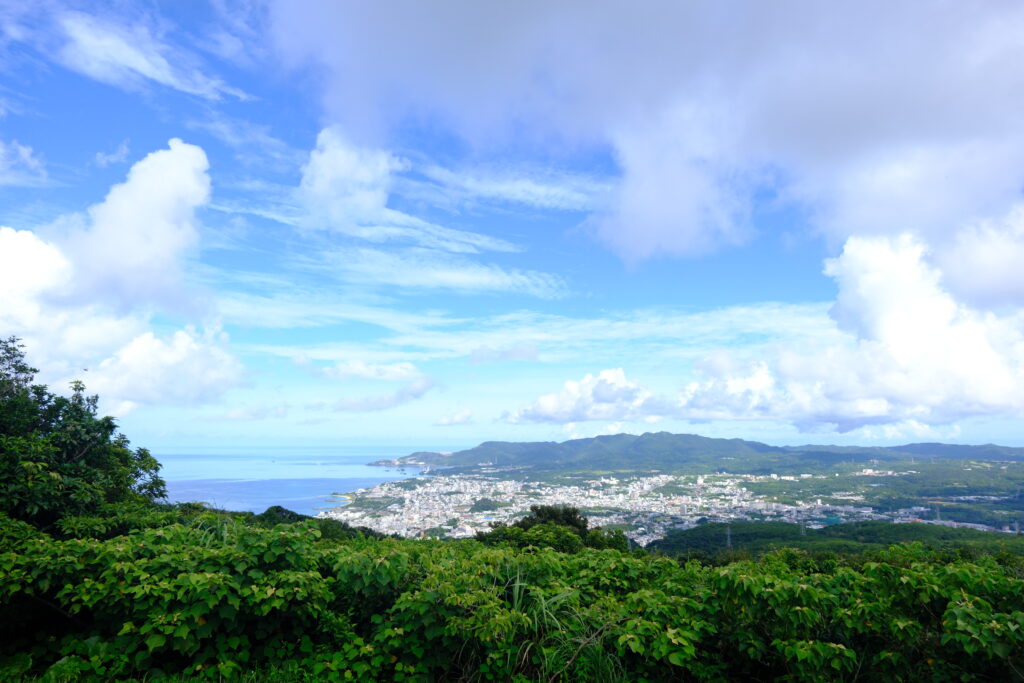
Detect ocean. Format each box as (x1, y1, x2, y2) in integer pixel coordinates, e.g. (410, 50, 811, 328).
(157, 446, 426, 516)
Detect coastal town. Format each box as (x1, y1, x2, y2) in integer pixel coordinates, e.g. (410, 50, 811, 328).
(317, 469, 974, 545)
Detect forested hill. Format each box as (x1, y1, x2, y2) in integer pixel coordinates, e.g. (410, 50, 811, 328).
(375, 431, 1024, 475)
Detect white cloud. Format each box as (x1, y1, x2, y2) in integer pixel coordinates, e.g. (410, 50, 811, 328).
(56, 11, 246, 100)
(300, 126, 407, 226)
(251, 301, 838, 367)
(855, 420, 961, 442)
(506, 368, 660, 423)
(61, 138, 210, 309)
(333, 376, 435, 412)
(469, 344, 539, 363)
(0, 139, 46, 186)
(0, 226, 71, 301)
(591, 110, 753, 260)
(216, 289, 457, 332)
(0, 142, 242, 415)
(187, 115, 301, 165)
(223, 404, 290, 421)
(435, 409, 473, 426)
(328, 247, 567, 298)
(937, 204, 1024, 309)
(209, 128, 569, 300)
(322, 360, 421, 382)
(319, 357, 435, 412)
(94, 140, 130, 167)
(679, 234, 1024, 430)
(269, 2, 1024, 260)
(0, 226, 144, 377)
(498, 233, 1024, 431)
(0, 227, 241, 414)
(87, 328, 243, 415)
(561, 420, 631, 440)
(298, 127, 519, 254)
(418, 165, 608, 211)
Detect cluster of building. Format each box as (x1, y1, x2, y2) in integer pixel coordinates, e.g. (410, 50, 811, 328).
(319, 472, 895, 545)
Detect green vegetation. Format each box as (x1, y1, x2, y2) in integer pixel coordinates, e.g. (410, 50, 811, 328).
(4, 338, 1024, 680)
(649, 521, 1024, 562)
(476, 505, 630, 554)
(0, 337, 165, 531)
(739, 461, 1024, 528)
(469, 497, 505, 513)
(4, 517, 1024, 680)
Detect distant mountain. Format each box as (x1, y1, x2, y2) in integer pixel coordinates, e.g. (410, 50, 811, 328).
(372, 432, 1024, 476)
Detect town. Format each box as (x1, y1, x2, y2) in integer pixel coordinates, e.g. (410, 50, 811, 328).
(317, 469, 973, 545)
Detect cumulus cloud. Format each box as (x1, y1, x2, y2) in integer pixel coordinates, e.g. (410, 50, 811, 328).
(0, 226, 72, 303)
(87, 328, 243, 415)
(300, 126, 407, 226)
(502, 233, 1024, 432)
(0, 141, 242, 414)
(61, 138, 210, 309)
(506, 368, 661, 423)
(0, 227, 148, 378)
(562, 421, 631, 441)
(269, 1, 1024, 259)
(679, 234, 1024, 430)
(0, 225, 241, 414)
(0, 139, 46, 186)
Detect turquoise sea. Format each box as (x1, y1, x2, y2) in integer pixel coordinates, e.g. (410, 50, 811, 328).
(158, 446, 426, 516)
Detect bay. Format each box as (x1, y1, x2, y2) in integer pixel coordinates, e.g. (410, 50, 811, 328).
(157, 446, 425, 515)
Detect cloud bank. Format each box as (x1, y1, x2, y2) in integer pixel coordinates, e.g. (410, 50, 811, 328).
(511, 234, 1024, 431)
(269, 1, 1024, 262)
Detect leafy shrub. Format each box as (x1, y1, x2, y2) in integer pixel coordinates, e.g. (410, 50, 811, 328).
(3, 527, 1024, 680)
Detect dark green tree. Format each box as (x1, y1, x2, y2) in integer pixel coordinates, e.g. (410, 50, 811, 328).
(0, 336, 165, 529)
(512, 504, 590, 536)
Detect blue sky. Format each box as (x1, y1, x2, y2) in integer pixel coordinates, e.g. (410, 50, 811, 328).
(3, 1, 1024, 451)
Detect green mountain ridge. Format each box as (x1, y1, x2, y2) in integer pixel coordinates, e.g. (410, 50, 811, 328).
(376, 431, 1024, 475)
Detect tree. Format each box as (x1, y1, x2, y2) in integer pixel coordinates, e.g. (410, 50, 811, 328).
(512, 504, 590, 537)
(0, 337, 165, 529)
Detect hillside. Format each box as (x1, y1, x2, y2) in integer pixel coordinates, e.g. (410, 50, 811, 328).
(375, 431, 1024, 476)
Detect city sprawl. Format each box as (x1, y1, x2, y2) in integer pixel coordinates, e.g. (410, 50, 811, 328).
(318, 468, 1004, 545)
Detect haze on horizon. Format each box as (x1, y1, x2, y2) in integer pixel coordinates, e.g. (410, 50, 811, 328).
(3, 1, 1024, 451)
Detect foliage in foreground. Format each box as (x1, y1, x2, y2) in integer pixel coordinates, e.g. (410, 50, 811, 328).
(0, 337, 165, 531)
(3, 514, 1024, 681)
